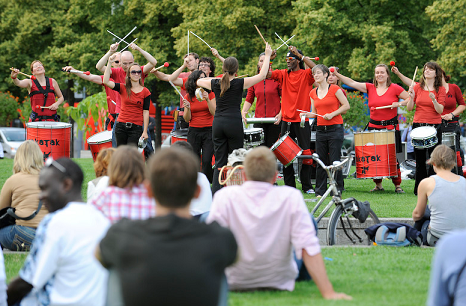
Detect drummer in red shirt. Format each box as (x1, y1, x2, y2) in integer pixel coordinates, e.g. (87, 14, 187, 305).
(302, 65, 350, 196)
(266, 46, 317, 194)
(407, 62, 446, 195)
(333, 64, 411, 193)
(242, 53, 282, 147)
(182, 70, 216, 183)
(11, 61, 64, 122)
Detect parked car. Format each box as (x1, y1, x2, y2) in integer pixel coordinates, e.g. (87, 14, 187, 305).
(0, 127, 26, 158)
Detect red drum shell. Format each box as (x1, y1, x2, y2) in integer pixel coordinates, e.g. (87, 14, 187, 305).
(271, 134, 302, 167)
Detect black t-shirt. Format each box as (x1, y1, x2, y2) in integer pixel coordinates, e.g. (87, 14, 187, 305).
(211, 78, 244, 118)
(100, 214, 237, 306)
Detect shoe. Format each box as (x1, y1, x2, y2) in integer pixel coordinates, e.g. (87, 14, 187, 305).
(395, 187, 405, 194)
(305, 189, 315, 194)
(370, 186, 385, 192)
(316, 195, 322, 198)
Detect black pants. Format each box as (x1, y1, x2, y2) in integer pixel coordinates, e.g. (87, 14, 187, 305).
(115, 122, 143, 147)
(253, 122, 281, 148)
(212, 116, 244, 194)
(413, 123, 442, 195)
(280, 121, 312, 191)
(315, 125, 344, 196)
(188, 126, 214, 183)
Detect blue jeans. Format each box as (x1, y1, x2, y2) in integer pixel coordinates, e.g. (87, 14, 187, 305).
(295, 215, 318, 281)
(111, 114, 119, 148)
(0, 225, 36, 251)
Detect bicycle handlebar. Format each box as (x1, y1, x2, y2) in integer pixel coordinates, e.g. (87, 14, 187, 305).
(297, 154, 352, 177)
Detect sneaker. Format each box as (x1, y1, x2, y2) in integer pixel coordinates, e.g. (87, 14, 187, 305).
(305, 189, 315, 194)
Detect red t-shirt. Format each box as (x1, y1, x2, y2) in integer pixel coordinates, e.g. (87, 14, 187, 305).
(366, 83, 404, 129)
(413, 84, 446, 124)
(309, 85, 344, 126)
(178, 72, 191, 107)
(245, 79, 281, 118)
(271, 69, 315, 122)
(184, 92, 215, 128)
(100, 75, 118, 114)
(113, 83, 151, 126)
(110, 65, 147, 84)
(443, 84, 465, 115)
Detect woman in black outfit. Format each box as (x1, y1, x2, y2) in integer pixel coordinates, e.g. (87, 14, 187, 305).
(197, 43, 272, 193)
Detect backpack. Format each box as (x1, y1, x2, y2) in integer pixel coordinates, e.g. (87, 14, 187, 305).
(365, 223, 422, 247)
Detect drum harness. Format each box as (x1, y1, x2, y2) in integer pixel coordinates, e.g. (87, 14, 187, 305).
(364, 115, 398, 131)
(29, 77, 59, 121)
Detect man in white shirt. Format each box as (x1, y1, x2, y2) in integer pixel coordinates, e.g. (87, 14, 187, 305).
(7, 158, 110, 306)
(207, 146, 351, 300)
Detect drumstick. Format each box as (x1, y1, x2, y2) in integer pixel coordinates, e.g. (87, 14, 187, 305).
(168, 81, 185, 100)
(107, 29, 134, 46)
(61, 68, 90, 75)
(370, 104, 400, 111)
(410, 66, 418, 88)
(35, 105, 51, 109)
(275, 32, 289, 48)
(276, 35, 295, 50)
(297, 109, 324, 118)
(114, 26, 137, 45)
(235, 74, 248, 79)
(190, 31, 212, 49)
(10, 68, 36, 80)
(254, 25, 267, 44)
(187, 30, 189, 55)
(152, 62, 170, 72)
(120, 38, 138, 52)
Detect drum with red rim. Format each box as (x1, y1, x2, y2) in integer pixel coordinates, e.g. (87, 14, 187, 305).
(87, 131, 113, 161)
(26, 122, 71, 160)
(170, 129, 188, 144)
(271, 134, 302, 167)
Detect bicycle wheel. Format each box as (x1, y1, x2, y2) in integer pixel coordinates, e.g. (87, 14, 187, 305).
(327, 200, 380, 246)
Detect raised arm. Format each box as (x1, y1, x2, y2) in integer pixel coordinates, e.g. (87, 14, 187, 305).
(391, 66, 413, 87)
(96, 43, 119, 73)
(62, 66, 103, 85)
(10, 68, 32, 90)
(331, 68, 367, 93)
(289, 46, 316, 69)
(168, 58, 189, 82)
(196, 77, 214, 90)
(243, 43, 272, 89)
(103, 57, 116, 89)
(130, 43, 157, 75)
(211, 48, 225, 63)
(151, 70, 184, 86)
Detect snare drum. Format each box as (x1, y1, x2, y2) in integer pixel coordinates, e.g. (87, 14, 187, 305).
(170, 129, 188, 144)
(26, 122, 72, 159)
(354, 130, 397, 179)
(271, 134, 303, 167)
(410, 126, 438, 149)
(442, 132, 456, 148)
(87, 131, 113, 161)
(244, 128, 264, 148)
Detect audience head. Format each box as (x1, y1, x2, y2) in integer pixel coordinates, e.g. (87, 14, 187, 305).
(108, 146, 145, 188)
(244, 146, 277, 183)
(94, 148, 116, 178)
(13, 140, 43, 175)
(147, 147, 199, 209)
(428, 144, 456, 170)
(39, 158, 84, 212)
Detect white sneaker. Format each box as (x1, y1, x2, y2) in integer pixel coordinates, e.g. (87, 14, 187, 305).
(305, 189, 315, 194)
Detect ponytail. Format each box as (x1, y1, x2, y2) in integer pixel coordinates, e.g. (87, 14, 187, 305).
(220, 72, 231, 97)
(220, 57, 239, 97)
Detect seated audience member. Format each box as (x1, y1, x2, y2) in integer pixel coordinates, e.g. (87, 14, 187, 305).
(87, 148, 116, 200)
(0, 141, 48, 251)
(96, 147, 237, 306)
(171, 141, 212, 218)
(207, 146, 351, 300)
(412, 144, 466, 246)
(428, 230, 466, 306)
(7, 158, 110, 306)
(89, 145, 155, 223)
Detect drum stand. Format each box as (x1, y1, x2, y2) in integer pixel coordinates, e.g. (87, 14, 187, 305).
(442, 132, 459, 174)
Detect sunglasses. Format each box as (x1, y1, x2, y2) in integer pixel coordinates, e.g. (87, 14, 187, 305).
(199, 63, 210, 67)
(113, 60, 120, 64)
(45, 157, 66, 174)
(131, 70, 142, 75)
(286, 57, 297, 61)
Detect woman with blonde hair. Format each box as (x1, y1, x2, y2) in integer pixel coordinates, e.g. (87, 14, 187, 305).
(87, 148, 116, 200)
(0, 140, 49, 251)
(412, 145, 466, 246)
(89, 145, 155, 223)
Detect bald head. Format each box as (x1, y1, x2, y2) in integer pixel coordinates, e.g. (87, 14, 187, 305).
(112, 52, 121, 68)
(120, 51, 135, 71)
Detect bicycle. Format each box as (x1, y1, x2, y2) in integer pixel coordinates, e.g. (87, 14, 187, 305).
(297, 153, 380, 246)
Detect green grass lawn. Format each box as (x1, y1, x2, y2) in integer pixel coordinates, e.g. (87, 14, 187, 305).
(0, 158, 430, 305)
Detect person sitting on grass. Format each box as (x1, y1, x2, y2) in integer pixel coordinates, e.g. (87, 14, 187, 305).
(412, 144, 466, 246)
(96, 147, 237, 306)
(7, 158, 110, 306)
(206, 146, 352, 300)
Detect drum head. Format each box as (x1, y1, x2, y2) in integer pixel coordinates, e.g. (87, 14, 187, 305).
(171, 129, 188, 137)
(244, 127, 263, 134)
(87, 131, 112, 144)
(26, 122, 71, 129)
(410, 126, 436, 139)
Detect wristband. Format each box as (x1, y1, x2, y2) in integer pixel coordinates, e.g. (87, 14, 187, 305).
(451, 113, 455, 118)
(301, 55, 305, 61)
(11, 76, 16, 80)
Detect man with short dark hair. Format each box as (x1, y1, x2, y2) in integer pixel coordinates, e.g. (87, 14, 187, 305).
(207, 146, 351, 300)
(97, 147, 237, 306)
(7, 158, 110, 306)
